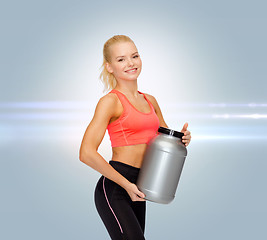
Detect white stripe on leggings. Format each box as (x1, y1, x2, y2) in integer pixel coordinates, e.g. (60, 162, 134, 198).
(103, 177, 123, 234)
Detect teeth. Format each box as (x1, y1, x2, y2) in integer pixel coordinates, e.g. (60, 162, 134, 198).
(126, 68, 136, 72)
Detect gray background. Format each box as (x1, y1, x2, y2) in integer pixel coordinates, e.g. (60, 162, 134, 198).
(1, 0, 266, 239)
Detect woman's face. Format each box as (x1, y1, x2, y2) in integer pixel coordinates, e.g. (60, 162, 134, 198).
(106, 41, 142, 82)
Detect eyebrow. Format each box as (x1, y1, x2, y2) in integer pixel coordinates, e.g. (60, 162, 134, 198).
(116, 52, 139, 59)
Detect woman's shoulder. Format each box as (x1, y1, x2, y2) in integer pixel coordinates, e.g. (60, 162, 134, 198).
(142, 92, 157, 104)
(96, 91, 119, 110)
(142, 92, 161, 112)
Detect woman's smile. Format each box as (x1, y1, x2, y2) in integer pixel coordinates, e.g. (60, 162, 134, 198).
(125, 68, 138, 73)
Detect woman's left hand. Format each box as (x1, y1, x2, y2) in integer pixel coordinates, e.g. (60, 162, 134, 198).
(180, 122, 191, 147)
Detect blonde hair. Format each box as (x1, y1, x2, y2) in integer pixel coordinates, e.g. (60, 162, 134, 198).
(99, 35, 134, 92)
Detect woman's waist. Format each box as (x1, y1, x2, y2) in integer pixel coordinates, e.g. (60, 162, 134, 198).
(111, 144, 147, 168)
(110, 158, 143, 169)
(108, 160, 141, 183)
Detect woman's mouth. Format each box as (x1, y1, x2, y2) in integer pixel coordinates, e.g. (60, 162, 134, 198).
(125, 68, 137, 73)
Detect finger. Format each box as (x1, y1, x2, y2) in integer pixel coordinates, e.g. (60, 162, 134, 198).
(139, 198, 146, 202)
(184, 130, 191, 136)
(183, 135, 191, 140)
(133, 194, 146, 202)
(181, 122, 188, 133)
(137, 196, 146, 202)
(183, 131, 191, 141)
(133, 199, 146, 202)
(182, 137, 191, 144)
(137, 190, 145, 199)
(135, 185, 146, 199)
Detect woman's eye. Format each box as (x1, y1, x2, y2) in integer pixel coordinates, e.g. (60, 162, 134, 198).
(118, 59, 124, 62)
(133, 55, 139, 58)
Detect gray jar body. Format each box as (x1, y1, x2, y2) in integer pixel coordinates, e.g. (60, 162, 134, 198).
(137, 132, 187, 204)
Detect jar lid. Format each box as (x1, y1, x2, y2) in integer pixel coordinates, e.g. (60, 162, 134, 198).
(158, 127, 184, 139)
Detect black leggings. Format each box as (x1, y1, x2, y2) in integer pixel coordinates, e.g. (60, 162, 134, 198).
(94, 160, 146, 240)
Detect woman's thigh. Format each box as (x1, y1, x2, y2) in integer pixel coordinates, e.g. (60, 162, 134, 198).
(95, 176, 146, 240)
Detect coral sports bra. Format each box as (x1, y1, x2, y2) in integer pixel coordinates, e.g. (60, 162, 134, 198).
(107, 89, 160, 147)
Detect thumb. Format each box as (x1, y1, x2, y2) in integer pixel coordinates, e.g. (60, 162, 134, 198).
(181, 122, 188, 133)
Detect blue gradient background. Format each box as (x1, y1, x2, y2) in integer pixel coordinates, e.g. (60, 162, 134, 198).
(1, 0, 266, 239)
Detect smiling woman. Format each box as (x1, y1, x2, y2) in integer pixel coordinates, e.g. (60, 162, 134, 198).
(79, 35, 191, 239)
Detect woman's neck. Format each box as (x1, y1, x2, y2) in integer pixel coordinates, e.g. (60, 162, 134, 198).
(115, 81, 139, 97)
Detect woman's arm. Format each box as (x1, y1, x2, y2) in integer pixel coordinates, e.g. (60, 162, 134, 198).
(79, 94, 145, 201)
(146, 94, 191, 146)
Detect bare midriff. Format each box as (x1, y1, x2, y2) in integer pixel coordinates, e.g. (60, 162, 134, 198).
(111, 144, 148, 168)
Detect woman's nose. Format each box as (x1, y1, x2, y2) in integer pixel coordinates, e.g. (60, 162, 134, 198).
(127, 58, 134, 66)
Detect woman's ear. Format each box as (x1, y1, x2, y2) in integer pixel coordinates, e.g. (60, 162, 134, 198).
(105, 62, 113, 73)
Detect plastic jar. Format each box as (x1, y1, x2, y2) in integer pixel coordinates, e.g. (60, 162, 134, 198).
(137, 127, 188, 204)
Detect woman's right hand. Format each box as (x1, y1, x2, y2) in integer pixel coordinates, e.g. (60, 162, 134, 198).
(125, 183, 146, 202)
